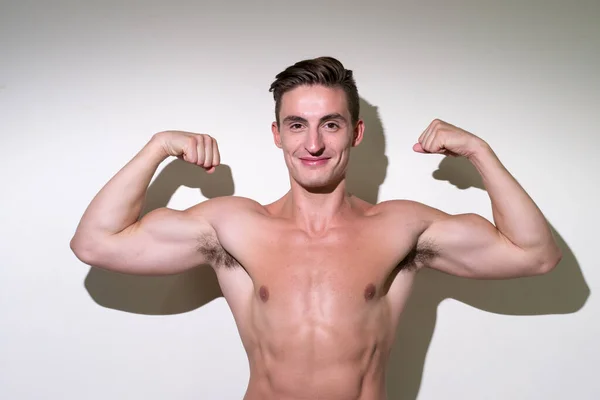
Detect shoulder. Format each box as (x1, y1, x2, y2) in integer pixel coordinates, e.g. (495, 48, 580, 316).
(371, 200, 456, 267)
(369, 199, 450, 223)
(183, 195, 270, 230)
(368, 199, 455, 254)
(185, 195, 267, 216)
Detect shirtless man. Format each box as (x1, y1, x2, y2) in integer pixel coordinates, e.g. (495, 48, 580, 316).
(70, 56, 562, 400)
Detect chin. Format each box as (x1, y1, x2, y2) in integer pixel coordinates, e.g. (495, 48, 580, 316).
(293, 173, 341, 193)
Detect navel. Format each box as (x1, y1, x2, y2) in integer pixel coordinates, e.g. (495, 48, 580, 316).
(259, 285, 269, 302)
(364, 283, 376, 301)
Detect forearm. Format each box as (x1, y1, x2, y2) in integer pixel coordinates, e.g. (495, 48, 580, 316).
(468, 141, 560, 259)
(72, 136, 169, 243)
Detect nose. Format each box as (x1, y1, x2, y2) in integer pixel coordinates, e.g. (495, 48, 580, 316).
(305, 127, 325, 155)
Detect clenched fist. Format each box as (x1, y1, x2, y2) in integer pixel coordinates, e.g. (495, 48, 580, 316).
(413, 119, 486, 158)
(154, 130, 221, 173)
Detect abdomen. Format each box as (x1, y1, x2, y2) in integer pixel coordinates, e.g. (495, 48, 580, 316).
(244, 300, 392, 400)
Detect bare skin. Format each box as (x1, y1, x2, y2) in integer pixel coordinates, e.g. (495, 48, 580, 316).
(70, 84, 562, 400)
(212, 195, 425, 400)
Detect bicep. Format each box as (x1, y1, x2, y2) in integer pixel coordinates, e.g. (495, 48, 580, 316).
(86, 207, 214, 275)
(420, 212, 537, 279)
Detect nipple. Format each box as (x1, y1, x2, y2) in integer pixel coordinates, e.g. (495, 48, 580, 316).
(364, 283, 376, 301)
(259, 285, 269, 302)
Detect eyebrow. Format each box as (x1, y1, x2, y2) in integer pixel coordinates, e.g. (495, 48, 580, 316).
(282, 113, 348, 125)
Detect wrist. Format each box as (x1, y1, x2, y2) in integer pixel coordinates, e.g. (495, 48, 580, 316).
(145, 134, 171, 162)
(466, 138, 493, 160)
(467, 139, 502, 174)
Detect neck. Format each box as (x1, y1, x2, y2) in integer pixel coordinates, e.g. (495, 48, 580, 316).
(282, 177, 353, 235)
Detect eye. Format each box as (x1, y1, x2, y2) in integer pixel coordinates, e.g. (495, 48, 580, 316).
(323, 122, 340, 130)
(290, 123, 304, 131)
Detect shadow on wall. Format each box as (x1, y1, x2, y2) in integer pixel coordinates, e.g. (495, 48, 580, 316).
(346, 98, 388, 203)
(83, 98, 590, 400)
(83, 160, 232, 315)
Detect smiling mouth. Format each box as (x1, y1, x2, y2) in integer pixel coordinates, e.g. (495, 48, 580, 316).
(299, 157, 330, 166)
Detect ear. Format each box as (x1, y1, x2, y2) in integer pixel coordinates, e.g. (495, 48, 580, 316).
(351, 119, 365, 147)
(272, 121, 282, 148)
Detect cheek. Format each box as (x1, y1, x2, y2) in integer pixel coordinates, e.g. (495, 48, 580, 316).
(281, 135, 302, 151)
(332, 136, 353, 152)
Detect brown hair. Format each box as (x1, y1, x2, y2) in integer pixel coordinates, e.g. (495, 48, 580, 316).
(269, 56, 359, 127)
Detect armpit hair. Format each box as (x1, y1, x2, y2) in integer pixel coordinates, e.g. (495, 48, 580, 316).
(197, 233, 239, 269)
(398, 239, 438, 271)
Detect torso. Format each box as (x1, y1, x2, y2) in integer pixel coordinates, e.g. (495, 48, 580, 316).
(204, 195, 432, 400)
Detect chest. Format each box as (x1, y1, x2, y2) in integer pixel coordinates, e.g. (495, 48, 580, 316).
(228, 224, 417, 302)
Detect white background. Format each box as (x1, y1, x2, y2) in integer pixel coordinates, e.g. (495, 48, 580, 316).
(1, 0, 598, 399)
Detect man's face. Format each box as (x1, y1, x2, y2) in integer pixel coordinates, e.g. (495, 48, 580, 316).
(271, 85, 364, 190)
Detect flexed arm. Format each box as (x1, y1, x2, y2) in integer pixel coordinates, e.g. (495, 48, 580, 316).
(414, 119, 562, 279)
(70, 131, 222, 275)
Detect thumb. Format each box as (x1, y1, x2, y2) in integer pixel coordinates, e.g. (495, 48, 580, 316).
(413, 143, 427, 153)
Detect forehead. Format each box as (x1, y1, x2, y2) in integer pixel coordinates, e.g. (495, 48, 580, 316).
(279, 85, 349, 119)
